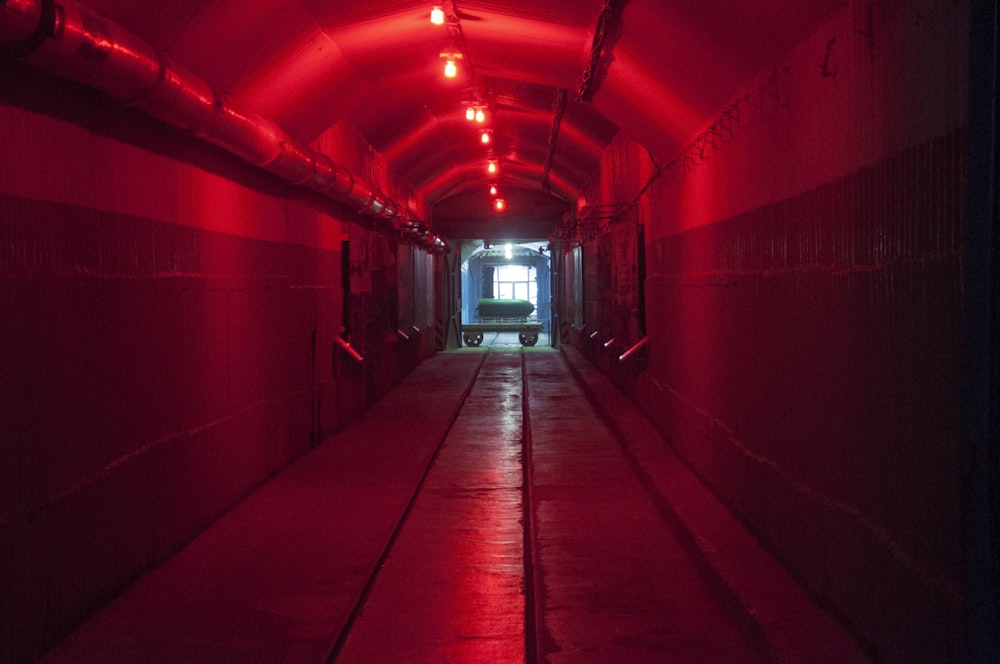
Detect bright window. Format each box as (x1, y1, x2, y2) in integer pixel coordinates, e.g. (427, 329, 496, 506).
(494, 264, 537, 311)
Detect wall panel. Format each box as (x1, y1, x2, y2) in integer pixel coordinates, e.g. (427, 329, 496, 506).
(0, 190, 349, 659)
(645, 130, 965, 661)
(0, 52, 435, 660)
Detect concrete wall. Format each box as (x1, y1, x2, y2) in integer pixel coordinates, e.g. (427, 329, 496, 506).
(578, 1, 969, 661)
(0, 65, 432, 661)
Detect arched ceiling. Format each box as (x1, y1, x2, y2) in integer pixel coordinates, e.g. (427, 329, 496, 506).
(82, 0, 844, 238)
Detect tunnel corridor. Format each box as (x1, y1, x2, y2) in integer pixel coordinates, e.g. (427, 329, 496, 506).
(40, 349, 867, 663)
(2, 0, 997, 662)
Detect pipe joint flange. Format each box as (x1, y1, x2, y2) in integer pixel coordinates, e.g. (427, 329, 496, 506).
(0, 0, 57, 59)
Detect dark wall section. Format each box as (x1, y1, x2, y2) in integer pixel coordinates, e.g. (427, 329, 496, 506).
(0, 72, 433, 661)
(0, 191, 344, 660)
(342, 223, 431, 411)
(645, 131, 964, 661)
(565, 2, 971, 661)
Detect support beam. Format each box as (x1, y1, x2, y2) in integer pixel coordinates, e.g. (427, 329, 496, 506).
(577, 0, 629, 102)
(541, 88, 567, 194)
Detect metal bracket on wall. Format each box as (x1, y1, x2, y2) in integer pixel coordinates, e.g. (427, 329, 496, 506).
(695, 133, 710, 159)
(618, 337, 647, 362)
(819, 37, 837, 78)
(856, 2, 876, 49)
(335, 337, 364, 362)
(560, 203, 633, 244)
(753, 67, 789, 118)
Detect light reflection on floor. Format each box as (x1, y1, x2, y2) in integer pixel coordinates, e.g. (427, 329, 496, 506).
(335, 352, 526, 663)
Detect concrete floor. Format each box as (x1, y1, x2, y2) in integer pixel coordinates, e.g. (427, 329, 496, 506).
(42, 347, 869, 663)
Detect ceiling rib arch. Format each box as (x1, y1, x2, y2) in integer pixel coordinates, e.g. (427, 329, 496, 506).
(5, 0, 848, 239)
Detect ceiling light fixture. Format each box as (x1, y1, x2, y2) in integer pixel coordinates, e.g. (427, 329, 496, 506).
(480, 129, 492, 144)
(489, 184, 498, 196)
(495, 199, 506, 212)
(464, 105, 487, 123)
(487, 160, 498, 174)
(430, 6, 445, 25)
(440, 52, 462, 78)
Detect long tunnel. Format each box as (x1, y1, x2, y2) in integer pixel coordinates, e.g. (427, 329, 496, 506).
(1, 1, 997, 662)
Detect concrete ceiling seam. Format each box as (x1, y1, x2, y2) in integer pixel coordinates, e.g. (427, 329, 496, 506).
(577, 0, 629, 102)
(0, 0, 451, 254)
(428, 1, 624, 238)
(540, 87, 568, 194)
(540, 0, 628, 208)
(3, 0, 851, 242)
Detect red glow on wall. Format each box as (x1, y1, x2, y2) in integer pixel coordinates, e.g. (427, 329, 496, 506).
(229, 26, 356, 136)
(459, 13, 590, 87)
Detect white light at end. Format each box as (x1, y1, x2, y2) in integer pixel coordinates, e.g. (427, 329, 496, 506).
(430, 7, 445, 25)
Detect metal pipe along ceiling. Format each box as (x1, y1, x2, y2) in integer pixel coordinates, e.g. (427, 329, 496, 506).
(0, 0, 448, 253)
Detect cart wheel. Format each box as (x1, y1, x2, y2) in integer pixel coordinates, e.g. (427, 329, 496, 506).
(464, 332, 484, 347)
(518, 333, 539, 347)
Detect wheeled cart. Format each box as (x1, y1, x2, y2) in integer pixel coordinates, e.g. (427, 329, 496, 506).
(461, 321, 543, 347)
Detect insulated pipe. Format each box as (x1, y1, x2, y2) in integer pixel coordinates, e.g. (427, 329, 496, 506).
(0, 0, 448, 251)
(313, 153, 354, 196)
(0, 0, 49, 58)
(137, 58, 216, 132)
